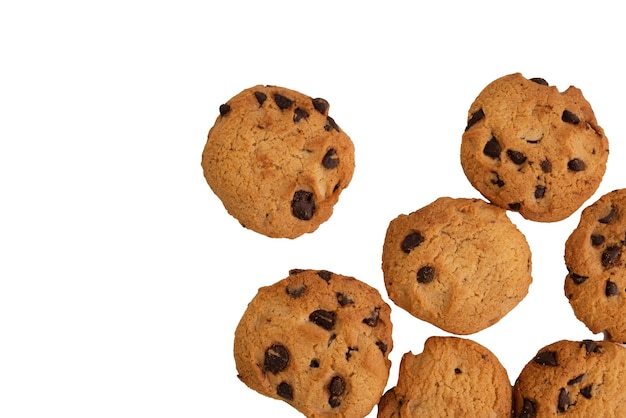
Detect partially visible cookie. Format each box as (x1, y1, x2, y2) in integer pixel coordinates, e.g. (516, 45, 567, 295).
(233, 269, 393, 418)
(513, 339, 626, 417)
(378, 336, 512, 417)
(382, 197, 532, 335)
(202, 85, 355, 238)
(565, 188, 626, 343)
(461, 73, 609, 222)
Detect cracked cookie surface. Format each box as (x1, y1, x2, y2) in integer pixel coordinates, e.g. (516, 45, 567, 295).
(565, 188, 626, 343)
(382, 197, 532, 335)
(461, 73, 609, 222)
(234, 269, 393, 418)
(202, 85, 355, 238)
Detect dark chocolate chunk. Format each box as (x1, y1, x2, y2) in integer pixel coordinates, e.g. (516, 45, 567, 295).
(530, 77, 549, 86)
(309, 310, 336, 331)
(362, 307, 380, 327)
(534, 350, 558, 366)
(274, 93, 294, 110)
(289, 268, 305, 275)
(581, 340, 602, 354)
(569, 271, 589, 285)
(336, 292, 354, 306)
(317, 270, 333, 282)
(508, 202, 522, 211)
(507, 149, 527, 164)
(567, 374, 585, 385)
(376, 340, 388, 354)
(293, 107, 309, 123)
(291, 190, 315, 220)
(417, 266, 435, 284)
(277, 381, 293, 400)
(324, 116, 340, 132)
(327, 333, 336, 346)
(483, 136, 502, 159)
(580, 384, 593, 399)
(562, 110, 580, 124)
(264, 344, 290, 374)
(491, 172, 505, 187)
(599, 206, 616, 224)
(219, 103, 231, 116)
(454, 368, 462, 374)
(286, 284, 307, 298)
(401, 232, 424, 253)
(312, 98, 329, 115)
(534, 185, 546, 199)
(328, 375, 346, 408)
(591, 234, 605, 246)
(519, 398, 537, 418)
(322, 148, 339, 169)
(557, 388, 570, 412)
(345, 346, 358, 360)
(310, 359, 320, 368)
(601, 245, 621, 268)
(540, 159, 552, 173)
(606, 280, 619, 297)
(254, 91, 267, 106)
(465, 108, 485, 131)
(567, 158, 586, 172)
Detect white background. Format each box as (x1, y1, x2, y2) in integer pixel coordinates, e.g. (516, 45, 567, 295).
(2, 1, 625, 417)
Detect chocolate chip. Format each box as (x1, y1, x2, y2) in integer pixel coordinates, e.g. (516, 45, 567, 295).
(491, 172, 505, 187)
(317, 270, 333, 282)
(376, 340, 388, 354)
(264, 344, 290, 374)
(454, 368, 462, 374)
(309, 310, 336, 331)
(219, 103, 231, 116)
(465, 108, 485, 131)
(277, 381, 293, 400)
(322, 148, 339, 169)
(286, 284, 306, 298)
(336, 292, 354, 306)
(507, 149, 527, 164)
(562, 110, 580, 124)
(601, 245, 621, 268)
(312, 98, 329, 115)
(324, 116, 340, 132)
(581, 340, 602, 354)
(534, 185, 546, 199)
(310, 359, 320, 368)
(327, 333, 336, 346)
(519, 398, 537, 418)
(362, 307, 380, 327)
(567, 374, 585, 385)
(291, 190, 315, 220)
(568, 158, 586, 172)
(557, 388, 570, 412)
(483, 136, 502, 159)
(580, 384, 593, 399)
(530, 77, 549, 86)
(569, 271, 589, 285)
(606, 280, 619, 297)
(274, 93, 294, 110)
(254, 91, 267, 106)
(401, 232, 424, 253)
(417, 266, 435, 283)
(293, 107, 309, 123)
(328, 375, 346, 408)
(534, 350, 558, 366)
(289, 268, 305, 275)
(540, 159, 552, 173)
(345, 346, 358, 360)
(591, 234, 605, 246)
(599, 206, 616, 224)
(508, 202, 522, 211)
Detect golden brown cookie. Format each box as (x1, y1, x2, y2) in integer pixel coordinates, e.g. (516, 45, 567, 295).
(202, 85, 355, 238)
(565, 188, 626, 343)
(461, 73, 609, 222)
(513, 340, 626, 417)
(382, 197, 532, 335)
(233, 269, 393, 418)
(378, 336, 512, 417)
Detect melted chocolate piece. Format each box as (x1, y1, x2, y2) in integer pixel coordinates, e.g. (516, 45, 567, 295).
(362, 307, 380, 327)
(491, 172, 505, 187)
(509, 202, 522, 211)
(562, 110, 580, 124)
(312, 98, 329, 115)
(286, 284, 307, 298)
(568, 158, 586, 172)
(454, 368, 462, 374)
(519, 398, 537, 418)
(254, 91, 267, 106)
(483, 136, 502, 159)
(530, 77, 549, 86)
(580, 384, 593, 399)
(557, 388, 570, 412)
(376, 340, 388, 354)
(219, 103, 231, 116)
(591, 234, 605, 246)
(417, 266, 435, 283)
(310, 359, 320, 368)
(322, 149, 339, 169)
(599, 206, 616, 224)
(317, 270, 333, 282)
(324, 116, 340, 132)
(569, 272, 589, 285)
(277, 381, 293, 400)
(293, 107, 309, 123)
(328, 375, 346, 408)
(264, 344, 290, 374)
(401, 232, 424, 253)
(336, 292, 354, 306)
(535, 185, 546, 199)
(291, 190, 315, 220)
(465, 108, 485, 131)
(274, 93, 294, 110)
(507, 150, 527, 164)
(289, 268, 305, 275)
(601, 245, 621, 268)
(606, 280, 619, 297)
(581, 340, 602, 354)
(540, 159, 552, 173)
(534, 350, 558, 366)
(345, 346, 358, 360)
(309, 310, 336, 331)
(567, 374, 585, 385)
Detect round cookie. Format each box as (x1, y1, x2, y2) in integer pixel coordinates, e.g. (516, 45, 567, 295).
(564, 188, 626, 343)
(513, 339, 626, 417)
(202, 85, 355, 239)
(382, 197, 532, 335)
(378, 336, 512, 417)
(233, 269, 393, 418)
(461, 73, 609, 222)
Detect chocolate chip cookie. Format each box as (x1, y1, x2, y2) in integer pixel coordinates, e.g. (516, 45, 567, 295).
(378, 336, 512, 417)
(382, 197, 532, 335)
(565, 188, 626, 343)
(513, 339, 626, 417)
(202, 85, 355, 238)
(461, 73, 609, 222)
(233, 269, 393, 418)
